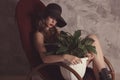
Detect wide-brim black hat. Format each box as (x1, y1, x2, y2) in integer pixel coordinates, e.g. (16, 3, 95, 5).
(44, 3, 67, 27)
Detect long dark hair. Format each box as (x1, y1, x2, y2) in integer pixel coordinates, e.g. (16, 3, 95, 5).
(35, 15, 59, 43)
(36, 16, 47, 32)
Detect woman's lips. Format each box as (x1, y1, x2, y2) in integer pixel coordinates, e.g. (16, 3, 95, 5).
(50, 24, 54, 27)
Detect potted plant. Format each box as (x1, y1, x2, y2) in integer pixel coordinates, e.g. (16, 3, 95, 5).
(46, 30, 97, 80)
(56, 30, 97, 57)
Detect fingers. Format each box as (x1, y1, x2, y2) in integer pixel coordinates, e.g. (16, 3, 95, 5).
(63, 54, 82, 65)
(71, 57, 82, 65)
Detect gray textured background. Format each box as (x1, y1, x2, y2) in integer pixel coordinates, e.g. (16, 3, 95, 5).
(0, 0, 120, 79)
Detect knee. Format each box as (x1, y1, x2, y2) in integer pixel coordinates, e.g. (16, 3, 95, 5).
(87, 34, 99, 42)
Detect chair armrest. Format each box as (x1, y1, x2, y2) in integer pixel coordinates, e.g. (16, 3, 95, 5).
(104, 56, 115, 80)
(27, 62, 83, 80)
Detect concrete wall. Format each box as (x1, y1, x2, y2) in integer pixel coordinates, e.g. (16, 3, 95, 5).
(0, 0, 120, 79)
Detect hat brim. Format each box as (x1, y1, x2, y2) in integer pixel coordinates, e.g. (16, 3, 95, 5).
(48, 13, 67, 27)
(56, 16, 67, 27)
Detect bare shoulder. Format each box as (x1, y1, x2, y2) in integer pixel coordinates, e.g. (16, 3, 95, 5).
(34, 31, 43, 38)
(34, 31, 44, 41)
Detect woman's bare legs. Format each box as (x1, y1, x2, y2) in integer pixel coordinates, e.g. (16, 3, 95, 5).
(88, 34, 111, 80)
(88, 34, 106, 71)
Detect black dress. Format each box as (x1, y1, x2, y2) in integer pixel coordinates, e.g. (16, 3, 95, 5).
(39, 28, 65, 80)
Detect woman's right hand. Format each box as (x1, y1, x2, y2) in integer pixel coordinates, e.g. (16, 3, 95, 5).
(63, 54, 82, 65)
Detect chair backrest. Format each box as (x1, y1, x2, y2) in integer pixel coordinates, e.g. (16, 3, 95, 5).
(16, 1, 67, 80)
(15, 0, 45, 67)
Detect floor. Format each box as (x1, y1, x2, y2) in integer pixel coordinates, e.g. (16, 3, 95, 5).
(0, 76, 27, 80)
(0, 75, 42, 80)
(0, 74, 119, 80)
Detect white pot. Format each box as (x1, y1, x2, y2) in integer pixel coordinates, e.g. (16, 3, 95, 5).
(60, 57, 88, 80)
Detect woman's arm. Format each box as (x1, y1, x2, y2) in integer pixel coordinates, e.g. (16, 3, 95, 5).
(34, 31, 82, 64)
(34, 31, 65, 63)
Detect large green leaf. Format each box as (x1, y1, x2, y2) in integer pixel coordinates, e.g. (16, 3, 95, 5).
(73, 30, 81, 39)
(81, 37, 94, 45)
(56, 46, 68, 54)
(86, 45, 97, 54)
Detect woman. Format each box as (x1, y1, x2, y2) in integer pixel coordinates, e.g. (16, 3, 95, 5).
(34, 3, 111, 80)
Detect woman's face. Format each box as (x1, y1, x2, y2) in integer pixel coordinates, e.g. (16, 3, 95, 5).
(45, 16, 57, 28)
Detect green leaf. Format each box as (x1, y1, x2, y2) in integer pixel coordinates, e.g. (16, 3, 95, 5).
(73, 30, 81, 39)
(60, 31, 67, 34)
(56, 46, 68, 54)
(86, 45, 97, 54)
(81, 37, 94, 45)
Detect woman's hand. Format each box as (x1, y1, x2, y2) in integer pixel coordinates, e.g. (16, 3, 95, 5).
(63, 54, 82, 65)
(85, 53, 94, 65)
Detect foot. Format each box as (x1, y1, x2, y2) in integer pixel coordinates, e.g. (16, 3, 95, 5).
(99, 68, 112, 80)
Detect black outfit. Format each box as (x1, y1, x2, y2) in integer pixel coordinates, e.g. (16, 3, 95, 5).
(38, 28, 65, 80)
